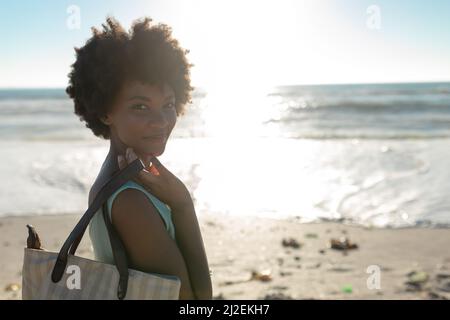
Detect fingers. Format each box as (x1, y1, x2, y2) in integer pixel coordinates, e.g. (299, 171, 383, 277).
(117, 153, 149, 186)
(127, 148, 163, 176)
(117, 155, 126, 170)
(118, 148, 160, 182)
(126, 147, 138, 162)
(117, 148, 139, 170)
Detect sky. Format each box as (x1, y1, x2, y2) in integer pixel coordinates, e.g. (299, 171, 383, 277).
(0, 0, 449, 89)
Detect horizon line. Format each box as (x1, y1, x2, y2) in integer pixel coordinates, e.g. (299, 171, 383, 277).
(1, 79, 450, 90)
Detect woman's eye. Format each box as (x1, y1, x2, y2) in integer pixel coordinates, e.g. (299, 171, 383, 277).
(132, 103, 174, 110)
(133, 104, 148, 110)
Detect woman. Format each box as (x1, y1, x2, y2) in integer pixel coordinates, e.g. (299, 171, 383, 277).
(66, 16, 212, 300)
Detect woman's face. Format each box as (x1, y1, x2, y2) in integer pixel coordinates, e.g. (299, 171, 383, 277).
(104, 80, 177, 158)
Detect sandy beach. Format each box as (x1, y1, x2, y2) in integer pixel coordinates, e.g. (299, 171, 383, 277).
(1, 212, 449, 300)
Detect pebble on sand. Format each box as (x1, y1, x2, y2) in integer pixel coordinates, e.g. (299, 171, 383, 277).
(250, 269, 273, 282)
(281, 238, 302, 249)
(329, 237, 358, 250)
(260, 292, 294, 300)
(4, 283, 20, 292)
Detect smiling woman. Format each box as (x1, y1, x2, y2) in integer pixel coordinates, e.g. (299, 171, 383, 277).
(64, 16, 212, 300)
(102, 80, 177, 158)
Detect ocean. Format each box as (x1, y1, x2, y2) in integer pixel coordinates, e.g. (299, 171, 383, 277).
(1, 82, 450, 228)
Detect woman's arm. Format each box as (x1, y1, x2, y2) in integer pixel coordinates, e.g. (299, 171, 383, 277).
(111, 188, 195, 299)
(170, 197, 213, 300)
(116, 149, 212, 299)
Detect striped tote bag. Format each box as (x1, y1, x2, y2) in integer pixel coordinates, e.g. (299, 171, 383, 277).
(22, 158, 181, 300)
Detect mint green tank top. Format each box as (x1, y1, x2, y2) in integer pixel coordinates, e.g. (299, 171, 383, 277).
(88, 180, 176, 265)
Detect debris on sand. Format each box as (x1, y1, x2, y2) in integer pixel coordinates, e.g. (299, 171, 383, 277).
(219, 269, 273, 286)
(260, 292, 294, 300)
(327, 263, 353, 272)
(405, 271, 429, 291)
(435, 273, 450, 293)
(437, 280, 450, 293)
(277, 257, 284, 266)
(281, 238, 302, 249)
(341, 284, 353, 293)
(436, 272, 450, 280)
(250, 269, 272, 282)
(4, 283, 20, 292)
(405, 271, 450, 298)
(329, 237, 358, 251)
(428, 291, 448, 300)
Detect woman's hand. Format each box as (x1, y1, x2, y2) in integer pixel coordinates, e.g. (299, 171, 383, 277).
(118, 147, 192, 211)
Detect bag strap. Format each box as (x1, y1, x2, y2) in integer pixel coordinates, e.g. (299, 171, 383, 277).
(51, 158, 144, 296)
(69, 161, 145, 256)
(102, 200, 130, 300)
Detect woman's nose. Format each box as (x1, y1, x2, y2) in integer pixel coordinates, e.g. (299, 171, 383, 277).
(146, 109, 169, 128)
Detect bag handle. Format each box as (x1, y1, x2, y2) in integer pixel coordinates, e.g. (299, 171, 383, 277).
(101, 200, 130, 299)
(51, 158, 145, 297)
